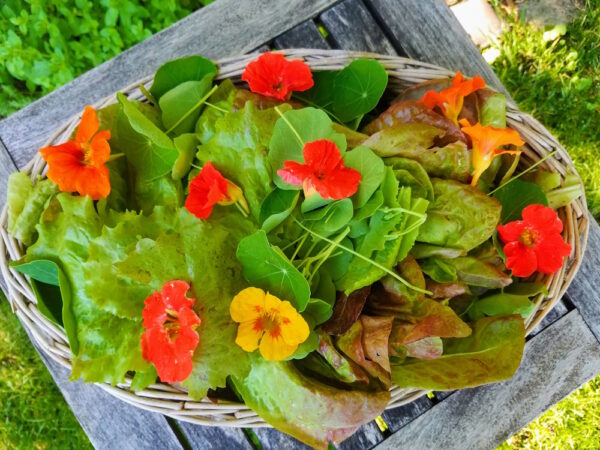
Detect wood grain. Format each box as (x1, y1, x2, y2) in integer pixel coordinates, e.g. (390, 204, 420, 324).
(0, 0, 341, 169)
(251, 427, 312, 450)
(176, 421, 252, 450)
(567, 218, 600, 341)
(373, 310, 600, 450)
(362, 0, 508, 95)
(319, 0, 398, 54)
(381, 396, 432, 432)
(274, 20, 329, 50)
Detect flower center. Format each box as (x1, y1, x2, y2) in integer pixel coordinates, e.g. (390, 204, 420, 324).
(257, 311, 282, 338)
(81, 142, 94, 166)
(519, 229, 538, 247)
(163, 308, 181, 340)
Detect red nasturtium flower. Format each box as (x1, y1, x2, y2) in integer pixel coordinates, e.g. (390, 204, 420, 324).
(277, 139, 361, 200)
(419, 71, 486, 124)
(185, 162, 249, 219)
(39, 105, 111, 199)
(497, 204, 571, 278)
(241, 52, 314, 100)
(460, 120, 524, 187)
(141, 280, 201, 383)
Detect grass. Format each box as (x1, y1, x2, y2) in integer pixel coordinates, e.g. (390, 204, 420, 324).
(489, 1, 600, 448)
(0, 295, 92, 450)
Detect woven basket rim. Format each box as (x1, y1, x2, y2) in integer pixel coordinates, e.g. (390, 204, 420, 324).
(0, 49, 590, 428)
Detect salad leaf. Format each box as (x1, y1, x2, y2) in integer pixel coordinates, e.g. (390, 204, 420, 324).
(386, 157, 434, 201)
(321, 286, 371, 336)
(417, 179, 501, 252)
(197, 101, 278, 218)
(12, 259, 59, 286)
(259, 189, 299, 233)
(294, 71, 336, 112)
(172, 133, 199, 180)
(269, 107, 347, 189)
(159, 74, 214, 135)
(7, 173, 57, 246)
(237, 230, 310, 312)
(312, 331, 369, 384)
(134, 175, 183, 213)
(493, 178, 549, 223)
(391, 315, 525, 390)
(343, 146, 385, 208)
(195, 79, 236, 144)
(468, 292, 535, 321)
(302, 199, 353, 237)
(443, 256, 512, 289)
(404, 337, 444, 360)
(420, 258, 457, 283)
(332, 59, 388, 123)
(233, 355, 390, 449)
(115, 93, 178, 181)
(363, 122, 441, 157)
(150, 55, 217, 100)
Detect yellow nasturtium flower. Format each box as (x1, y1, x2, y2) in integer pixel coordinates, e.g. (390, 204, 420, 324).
(459, 120, 524, 187)
(230, 287, 310, 361)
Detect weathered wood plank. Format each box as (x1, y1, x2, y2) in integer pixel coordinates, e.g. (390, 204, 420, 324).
(362, 0, 508, 94)
(529, 298, 570, 338)
(373, 310, 600, 450)
(176, 421, 252, 450)
(0, 138, 18, 293)
(33, 341, 183, 450)
(0, 0, 341, 168)
(567, 218, 600, 342)
(252, 427, 312, 450)
(338, 421, 384, 450)
(319, 0, 397, 54)
(381, 396, 432, 433)
(274, 20, 330, 50)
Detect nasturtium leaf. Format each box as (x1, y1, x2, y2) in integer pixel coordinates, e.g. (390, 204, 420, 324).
(332, 59, 388, 123)
(288, 330, 319, 360)
(322, 237, 354, 281)
(259, 189, 299, 233)
(115, 93, 178, 181)
(443, 256, 512, 289)
(233, 355, 390, 449)
(197, 102, 279, 219)
(343, 146, 385, 208)
(468, 293, 535, 321)
(150, 55, 217, 100)
(159, 74, 215, 135)
(30, 278, 63, 326)
(303, 298, 334, 325)
(391, 315, 525, 390)
(302, 199, 353, 237)
(12, 259, 59, 285)
(268, 107, 347, 189)
(293, 70, 337, 111)
(7, 172, 57, 246)
(313, 268, 337, 305)
(493, 178, 549, 223)
(301, 192, 331, 213)
(417, 179, 501, 252)
(172, 134, 199, 180)
(237, 230, 310, 311)
(505, 281, 548, 297)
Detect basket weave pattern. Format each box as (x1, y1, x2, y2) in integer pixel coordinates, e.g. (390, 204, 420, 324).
(0, 50, 589, 427)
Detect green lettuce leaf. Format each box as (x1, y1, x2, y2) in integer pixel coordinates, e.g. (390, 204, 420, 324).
(197, 101, 278, 219)
(391, 315, 525, 390)
(417, 179, 501, 252)
(233, 355, 390, 449)
(195, 79, 236, 144)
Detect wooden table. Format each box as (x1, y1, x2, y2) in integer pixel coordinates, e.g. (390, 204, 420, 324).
(1, 1, 600, 449)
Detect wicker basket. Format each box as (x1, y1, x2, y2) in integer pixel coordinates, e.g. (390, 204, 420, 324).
(0, 50, 589, 428)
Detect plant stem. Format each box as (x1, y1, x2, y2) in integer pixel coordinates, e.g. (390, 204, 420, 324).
(307, 228, 350, 285)
(139, 84, 156, 105)
(165, 85, 219, 134)
(205, 101, 229, 113)
(234, 201, 248, 217)
(274, 105, 304, 147)
(488, 150, 558, 195)
(108, 153, 125, 162)
(290, 231, 309, 262)
(293, 218, 431, 295)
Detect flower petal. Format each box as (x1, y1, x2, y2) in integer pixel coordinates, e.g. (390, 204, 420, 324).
(235, 320, 263, 352)
(90, 130, 111, 165)
(75, 165, 111, 200)
(504, 241, 538, 277)
(522, 204, 563, 234)
(277, 161, 313, 186)
(282, 59, 314, 92)
(313, 164, 362, 199)
(278, 301, 310, 346)
(76, 105, 100, 144)
(259, 331, 297, 361)
(230, 287, 266, 323)
(161, 280, 193, 311)
(497, 221, 526, 243)
(534, 233, 571, 274)
(142, 292, 166, 329)
(185, 162, 230, 219)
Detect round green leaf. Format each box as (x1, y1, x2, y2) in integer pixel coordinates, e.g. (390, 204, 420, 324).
(150, 55, 217, 100)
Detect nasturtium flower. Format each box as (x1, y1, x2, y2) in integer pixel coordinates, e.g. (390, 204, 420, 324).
(419, 71, 486, 124)
(459, 120, 524, 187)
(241, 52, 314, 101)
(141, 280, 201, 383)
(185, 162, 249, 219)
(39, 105, 111, 200)
(497, 204, 571, 278)
(277, 139, 361, 200)
(230, 287, 310, 361)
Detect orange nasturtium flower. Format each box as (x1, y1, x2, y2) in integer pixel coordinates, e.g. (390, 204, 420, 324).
(419, 71, 486, 124)
(230, 287, 309, 361)
(39, 106, 111, 200)
(460, 120, 524, 186)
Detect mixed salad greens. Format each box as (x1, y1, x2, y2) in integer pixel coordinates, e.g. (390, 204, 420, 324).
(5, 52, 583, 448)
